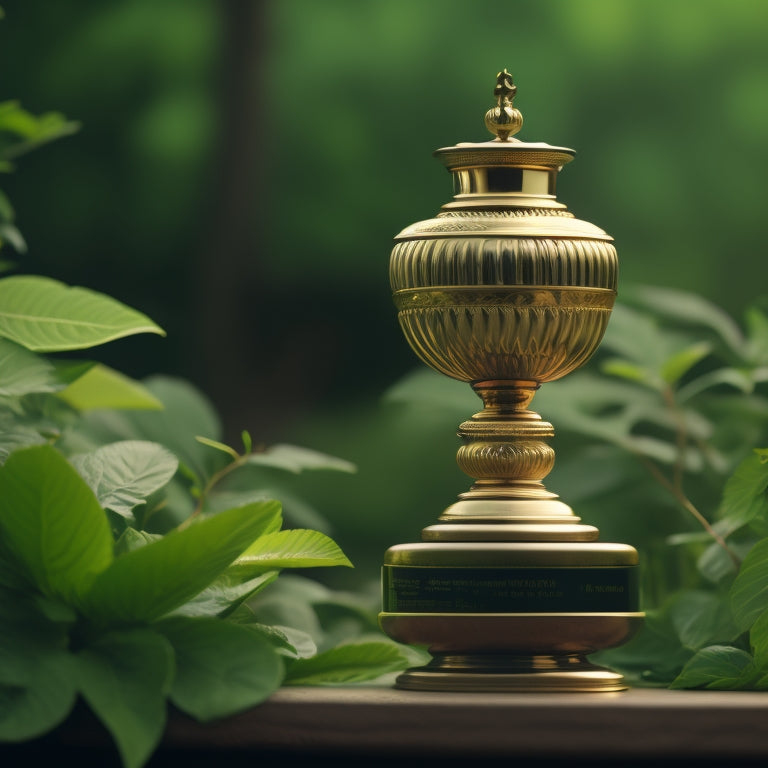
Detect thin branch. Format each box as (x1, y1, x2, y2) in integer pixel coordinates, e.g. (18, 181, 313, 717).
(638, 454, 740, 568)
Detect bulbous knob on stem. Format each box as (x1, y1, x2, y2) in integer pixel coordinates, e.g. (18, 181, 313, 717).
(484, 68, 523, 141)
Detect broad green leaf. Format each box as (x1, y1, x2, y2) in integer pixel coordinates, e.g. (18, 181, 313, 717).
(113, 528, 162, 556)
(245, 444, 356, 474)
(730, 539, 768, 631)
(669, 590, 740, 651)
(670, 645, 755, 690)
(283, 641, 411, 685)
(0, 423, 47, 464)
(81, 500, 282, 624)
(676, 367, 755, 401)
(0, 588, 70, 685)
(0, 275, 164, 352)
(660, 342, 712, 385)
(0, 588, 78, 740)
(0, 338, 65, 396)
(157, 616, 283, 721)
(70, 440, 179, 519)
(234, 529, 353, 573)
(599, 303, 672, 370)
(57, 364, 163, 411)
(79, 376, 223, 483)
(0, 655, 77, 742)
(0, 101, 79, 161)
(589, 609, 694, 686)
(697, 540, 755, 585)
(384, 366, 476, 414)
(244, 623, 318, 659)
(206, 485, 330, 532)
(0, 222, 25, 253)
(600, 359, 655, 387)
(0, 445, 113, 602)
(76, 629, 173, 768)
(750, 610, 768, 665)
(620, 284, 744, 354)
(171, 570, 278, 618)
(715, 452, 768, 537)
(744, 306, 768, 366)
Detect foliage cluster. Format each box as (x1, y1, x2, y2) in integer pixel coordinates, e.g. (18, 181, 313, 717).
(0, 97, 419, 768)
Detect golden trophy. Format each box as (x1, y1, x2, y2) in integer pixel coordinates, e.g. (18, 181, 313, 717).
(379, 70, 643, 692)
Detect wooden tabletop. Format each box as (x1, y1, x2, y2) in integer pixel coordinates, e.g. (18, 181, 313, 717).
(158, 683, 768, 764)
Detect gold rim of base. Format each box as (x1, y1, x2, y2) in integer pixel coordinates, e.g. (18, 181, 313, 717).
(394, 667, 627, 693)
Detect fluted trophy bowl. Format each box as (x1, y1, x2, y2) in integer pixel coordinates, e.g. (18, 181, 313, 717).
(378, 70, 642, 693)
(391, 233, 617, 385)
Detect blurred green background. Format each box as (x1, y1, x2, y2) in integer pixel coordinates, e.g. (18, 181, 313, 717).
(2, 0, 768, 586)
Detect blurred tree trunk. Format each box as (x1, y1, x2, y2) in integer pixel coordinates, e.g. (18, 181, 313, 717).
(196, 0, 267, 443)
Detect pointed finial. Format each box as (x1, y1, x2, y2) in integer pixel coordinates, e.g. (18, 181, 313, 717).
(484, 69, 523, 141)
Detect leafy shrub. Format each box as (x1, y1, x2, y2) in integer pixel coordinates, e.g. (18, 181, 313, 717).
(0, 92, 419, 768)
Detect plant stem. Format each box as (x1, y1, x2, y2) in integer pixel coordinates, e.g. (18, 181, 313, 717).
(639, 455, 739, 566)
(638, 385, 741, 567)
(179, 455, 248, 528)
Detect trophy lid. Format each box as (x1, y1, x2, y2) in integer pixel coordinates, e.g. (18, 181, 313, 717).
(434, 69, 575, 172)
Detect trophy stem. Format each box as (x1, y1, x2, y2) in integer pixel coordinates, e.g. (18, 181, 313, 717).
(434, 378, 595, 535)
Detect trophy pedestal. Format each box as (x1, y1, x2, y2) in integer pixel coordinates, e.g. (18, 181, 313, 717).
(391, 654, 626, 693)
(380, 534, 642, 693)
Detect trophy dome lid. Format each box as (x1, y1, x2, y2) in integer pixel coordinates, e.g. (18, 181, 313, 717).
(434, 69, 575, 173)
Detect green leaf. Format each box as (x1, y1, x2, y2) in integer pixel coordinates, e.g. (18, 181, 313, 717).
(75, 629, 174, 768)
(244, 623, 318, 659)
(283, 641, 412, 685)
(81, 500, 282, 624)
(0, 658, 77, 742)
(0, 422, 47, 464)
(195, 435, 240, 460)
(0, 223, 25, 253)
(620, 284, 745, 354)
(156, 616, 283, 721)
(0, 588, 78, 741)
(70, 440, 179, 520)
(744, 305, 768, 366)
(589, 609, 693, 686)
(750, 610, 768, 665)
(234, 529, 353, 573)
(601, 358, 655, 387)
(697, 540, 755, 585)
(669, 590, 740, 651)
(171, 570, 279, 618)
(0, 275, 164, 352)
(0, 445, 113, 602)
(113, 528, 162, 556)
(245, 444, 356, 474)
(80, 376, 224, 484)
(0, 338, 66, 396)
(660, 342, 712, 385)
(0, 101, 79, 161)
(670, 645, 755, 690)
(730, 539, 768, 632)
(57, 364, 163, 411)
(206, 485, 331, 532)
(715, 452, 768, 537)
